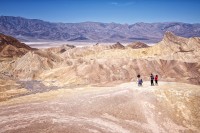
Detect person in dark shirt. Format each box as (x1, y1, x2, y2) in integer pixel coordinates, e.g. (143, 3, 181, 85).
(137, 74, 141, 86)
(150, 73, 154, 86)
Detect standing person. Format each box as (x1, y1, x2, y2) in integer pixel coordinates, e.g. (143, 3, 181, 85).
(138, 78, 143, 86)
(136, 74, 143, 87)
(137, 74, 141, 86)
(155, 75, 158, 85)
(150, 74, 154, 86)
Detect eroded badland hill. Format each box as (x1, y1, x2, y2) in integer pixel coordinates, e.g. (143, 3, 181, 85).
(0, 32, 200, 133)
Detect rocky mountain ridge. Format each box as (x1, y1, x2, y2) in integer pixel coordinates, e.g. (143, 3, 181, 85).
(1, 16, 200, 42)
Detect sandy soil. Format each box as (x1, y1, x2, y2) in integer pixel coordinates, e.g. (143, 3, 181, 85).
(0, 81, 200, 133)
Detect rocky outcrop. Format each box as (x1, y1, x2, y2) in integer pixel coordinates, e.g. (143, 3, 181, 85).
(11, 50, 63, 80)
(60, 44, 76, 53)
(46, 44, 76, 54)
(37, 58, 200, 85)
(110, 42, 125, 49)
(159, 31, 200, 51)
(0, 32, 200, 85)
(127, 42, 149, 49)
(0, 33, 36, 57)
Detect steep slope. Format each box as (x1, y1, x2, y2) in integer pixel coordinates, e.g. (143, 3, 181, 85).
(143, 32, 200, 62)
(49, 32, 199, 85)
(0, 32, 200, 85)
(37, 58, 200, 86)
(0, 33, 36, 57)
(11, 50, 63, 79)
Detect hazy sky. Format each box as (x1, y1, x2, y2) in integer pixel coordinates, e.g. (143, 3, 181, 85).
(0, 0, 200, 24)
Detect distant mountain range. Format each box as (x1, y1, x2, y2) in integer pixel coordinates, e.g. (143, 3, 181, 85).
(0, 16, 200, 43)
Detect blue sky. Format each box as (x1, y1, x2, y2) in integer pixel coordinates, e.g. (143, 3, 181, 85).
(0, 0, 200, 24)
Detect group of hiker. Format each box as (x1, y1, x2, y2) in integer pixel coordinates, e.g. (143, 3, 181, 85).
(136, 73, 158, 87)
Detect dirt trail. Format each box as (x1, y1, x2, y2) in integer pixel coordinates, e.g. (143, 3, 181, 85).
(0, 82, 200, 133)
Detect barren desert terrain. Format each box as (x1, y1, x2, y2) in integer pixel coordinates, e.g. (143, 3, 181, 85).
(0, 32, 200, 133)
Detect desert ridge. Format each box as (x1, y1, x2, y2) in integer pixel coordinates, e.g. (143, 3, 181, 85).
(0, 33, 37, 58)
(0, 31, 200, 85)
(0, 32, 200, 133)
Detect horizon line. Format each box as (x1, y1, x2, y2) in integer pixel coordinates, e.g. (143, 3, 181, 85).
(1, 15, 200, 25)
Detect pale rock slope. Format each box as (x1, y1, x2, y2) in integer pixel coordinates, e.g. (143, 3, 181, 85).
(0, 32, 200, 133)
(0, 32, 200, 85)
